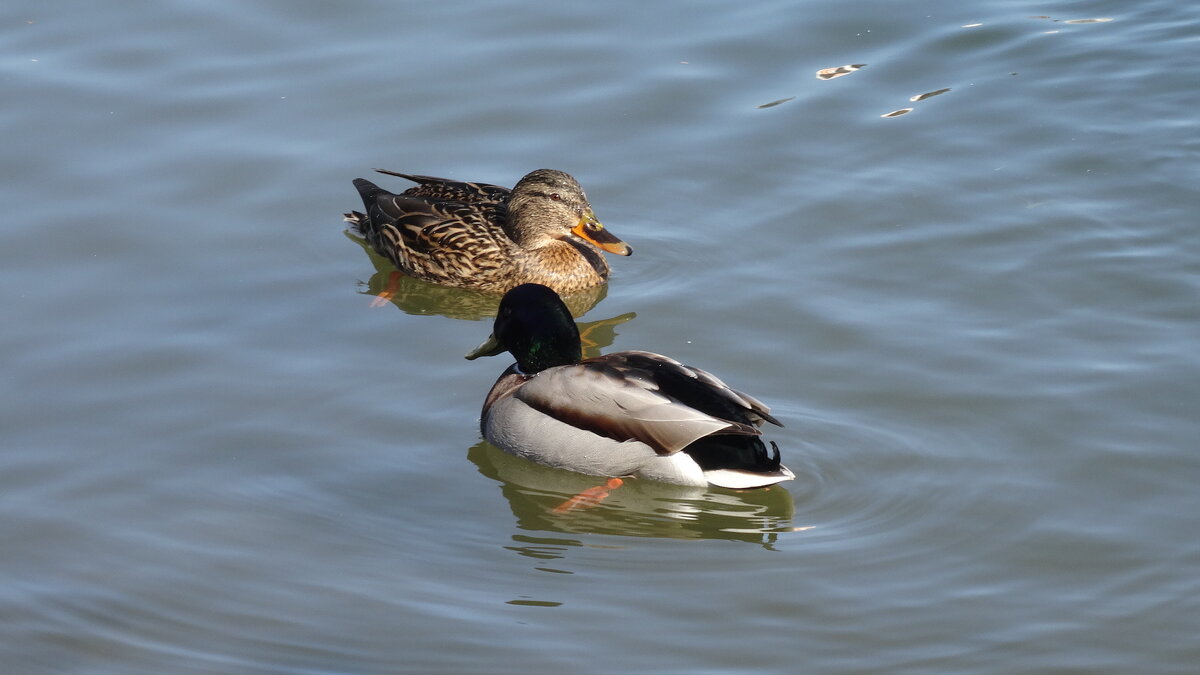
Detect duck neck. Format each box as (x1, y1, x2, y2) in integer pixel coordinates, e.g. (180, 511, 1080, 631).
(502, 198, 545, 249)
(515, 337, 582, 374)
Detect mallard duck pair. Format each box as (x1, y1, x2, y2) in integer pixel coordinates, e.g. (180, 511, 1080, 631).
(348, 170, 792, 489)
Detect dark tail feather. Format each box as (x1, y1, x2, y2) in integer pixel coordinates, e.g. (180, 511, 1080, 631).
(682, 436, 783, 474)
(373, 168, 426, 182)
(349, 179, 394, 235)
(353, 178, 388, 207)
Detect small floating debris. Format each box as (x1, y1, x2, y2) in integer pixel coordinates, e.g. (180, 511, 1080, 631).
(961, 22, 983, 28)
(756, 96, 796, 109)
(816, 64, 865, 80)
(881, 108, 913, 118)
(1063, 17, 1113, 24)
(506, 599, 563, 607)
(910, 87, 951, 102)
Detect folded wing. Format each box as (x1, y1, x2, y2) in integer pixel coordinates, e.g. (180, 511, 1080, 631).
(513, 351, 780, 456)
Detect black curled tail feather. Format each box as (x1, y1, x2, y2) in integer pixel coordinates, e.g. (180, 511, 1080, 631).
(681, 436, 783, 473)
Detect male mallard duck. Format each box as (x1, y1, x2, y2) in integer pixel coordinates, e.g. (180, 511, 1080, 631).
(344, 169, 632, 295)
(466, 284, 795, 488)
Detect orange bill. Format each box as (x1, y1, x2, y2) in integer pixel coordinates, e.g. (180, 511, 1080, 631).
(571, 210, 632, 256)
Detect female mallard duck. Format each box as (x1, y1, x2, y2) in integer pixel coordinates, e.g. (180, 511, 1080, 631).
(344, 169, 632, 295)
(466, 284, 795, 488)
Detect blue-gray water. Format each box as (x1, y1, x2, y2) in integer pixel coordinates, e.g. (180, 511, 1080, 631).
(4, 0, 1199, 672)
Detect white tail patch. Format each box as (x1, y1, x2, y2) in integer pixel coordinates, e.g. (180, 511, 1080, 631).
(703, 465, 795, 489)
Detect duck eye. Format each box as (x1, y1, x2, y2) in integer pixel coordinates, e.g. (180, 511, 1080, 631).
(549, 193, 561, 202)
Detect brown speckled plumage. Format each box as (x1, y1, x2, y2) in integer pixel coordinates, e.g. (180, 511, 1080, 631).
(344, 169, 631, 295)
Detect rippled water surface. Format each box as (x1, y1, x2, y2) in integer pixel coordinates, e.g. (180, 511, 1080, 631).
(4, 0, 1199, 672)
